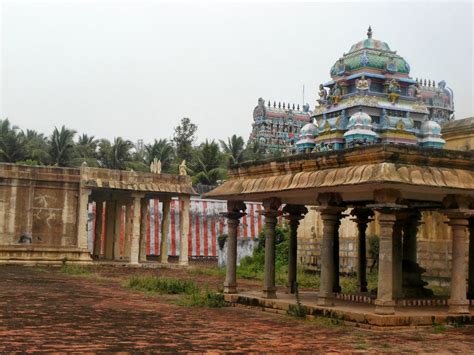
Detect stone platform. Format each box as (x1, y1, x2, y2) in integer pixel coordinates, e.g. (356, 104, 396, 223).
(224, 291, 474, 328)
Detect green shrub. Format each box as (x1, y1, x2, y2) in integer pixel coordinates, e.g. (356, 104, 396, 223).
(178, 286, 227, 308)
(126, 276, 197, 294)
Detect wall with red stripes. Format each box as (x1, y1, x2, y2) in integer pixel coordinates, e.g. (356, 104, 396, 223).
(88, 198, 265, 258)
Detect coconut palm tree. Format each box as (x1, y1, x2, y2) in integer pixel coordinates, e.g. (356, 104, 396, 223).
(191, 139, 226, 185)
(23, 129, 50, 165)
(243, 141, 266, 161)
(73, 134, 99, 167)
(145, 139, 175, 172)
(219, 134, 245, 165)
(98, 137, 134, 170)
(49, 126, 77, 167)
(0, 119, 27, 163)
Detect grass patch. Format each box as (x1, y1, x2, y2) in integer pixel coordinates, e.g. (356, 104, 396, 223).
(126, 276, 198, 294)
(60, 264, 92, 276)
(177, 286, 227, 308)
(432, 323, 447, 333)
(188, 267, 225, 277)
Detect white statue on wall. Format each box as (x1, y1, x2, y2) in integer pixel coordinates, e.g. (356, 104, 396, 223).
(179, 160, 187, 176)
(150, 157, 162, 174)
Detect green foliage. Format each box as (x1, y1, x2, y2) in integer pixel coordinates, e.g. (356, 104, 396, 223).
(243, 141, 266, 161)
(60, 264, 92, 276)
(126, 276, 198, 294)
(178, 286, 227, 308)
(0, 119, 27, 163)
(219, 135, 245, 165)
(190, 139, 226, 185)
(98, 137, 134, 170)
(145, 139, 175, 172)
(287, 283, 307, 318)
(173, 117, 197, 164)
(49, 125, 77, 167)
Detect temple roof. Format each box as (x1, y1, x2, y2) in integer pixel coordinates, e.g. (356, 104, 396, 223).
(204, 145, 474, 205)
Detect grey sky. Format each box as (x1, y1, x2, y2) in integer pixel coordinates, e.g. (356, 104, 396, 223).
(1, 1, 473, 145)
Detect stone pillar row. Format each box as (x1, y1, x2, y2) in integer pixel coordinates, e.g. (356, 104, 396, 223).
(89, 194, 191, 266)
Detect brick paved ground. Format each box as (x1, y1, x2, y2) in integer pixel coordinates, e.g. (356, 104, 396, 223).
(0, 265, 473, 353)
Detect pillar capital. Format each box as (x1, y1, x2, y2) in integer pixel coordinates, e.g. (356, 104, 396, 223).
(350, 208, 374, 224)
(223, 200, 246, 221)
(283, 204, 308, 222)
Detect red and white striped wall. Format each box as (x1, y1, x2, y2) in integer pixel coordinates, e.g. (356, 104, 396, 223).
(88, 198, 265, 258)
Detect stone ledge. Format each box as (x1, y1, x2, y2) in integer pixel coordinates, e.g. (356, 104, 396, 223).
(224, 292, 474, 328)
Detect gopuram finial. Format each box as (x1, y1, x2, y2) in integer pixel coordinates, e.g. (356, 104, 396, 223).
(367, 26, 372, 39)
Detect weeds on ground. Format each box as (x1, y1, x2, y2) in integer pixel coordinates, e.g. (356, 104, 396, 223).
(432, 323, 447, 333)
(177, 285, 227, 308)
(287, 283, 307, 318)
(310, 314, 346, 329)
(60, 258, 92, 276)
(126, 276, 198, 294)
(188, 267, 225, 277)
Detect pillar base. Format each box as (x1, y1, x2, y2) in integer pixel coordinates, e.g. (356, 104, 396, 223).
(287, 283, 296, 294)
(374, 300, 396, 315)
(179, 260, 189, 266)
(317, 291, 334, 307)
(223, 283, 237, 294)
(448, 300, 470, 314)
(262, 287, 277, 299)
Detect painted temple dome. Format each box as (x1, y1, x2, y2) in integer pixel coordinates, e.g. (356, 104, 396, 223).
(347, 110, 372, 128)
(299, 122, 319, 138)
(295, 122, 318, 152)
(330, 26, 410, 77)
(344, 110, 378, 143)
(420, 119, 442, 136)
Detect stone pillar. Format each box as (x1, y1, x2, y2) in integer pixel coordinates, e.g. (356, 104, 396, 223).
(139, 198, 149, 263)
(104, 200, 116, 260)
(445, 213, 470, 313)
(160, 197, 171, 264)
(129, 194, 144, 265)
(283, 204, 308, 294)
(317, 209, 343, 306)
(223, 200, 246, 294)
(124, 199, 134, 259)
(262, 198, 281, 299)
(374, 211, 397, 315)
(179, 196, 191, 266)
(332, 218, 342, 293)
(468, 218, 474, 299)
(77, 188, 92, 250)
(401, 211, 432, 297)
(93, 200, 104, 257)
(351, 208, 373, 293)
(392, 217, 404, 298)
(114, 200, 123, 260)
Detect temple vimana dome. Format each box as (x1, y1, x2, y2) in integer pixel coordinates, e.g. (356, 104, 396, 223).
(248, 26, 455, 154)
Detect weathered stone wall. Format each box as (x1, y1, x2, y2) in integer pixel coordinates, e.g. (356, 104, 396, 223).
(297, 208, 463, 284)
(0, 164, 93, 263)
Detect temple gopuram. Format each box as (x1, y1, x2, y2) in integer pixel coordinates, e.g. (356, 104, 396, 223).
(295, 27, 454, 153)
(248, 98, 311, 154)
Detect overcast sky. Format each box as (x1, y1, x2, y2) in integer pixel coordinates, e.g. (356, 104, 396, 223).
(1, 0, 473, 144)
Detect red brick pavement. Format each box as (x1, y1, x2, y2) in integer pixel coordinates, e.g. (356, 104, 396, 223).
(0, 265, 473, 353)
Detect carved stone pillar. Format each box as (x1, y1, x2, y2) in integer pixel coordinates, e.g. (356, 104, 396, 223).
(401, 210, 432, 297)
(129, 194, 144, 265)
(392, 216, 404, 298)
(124, 199, 134, 259)
(332, 217, 342, 293)
(374, 211, 397, 315)
(283, 204, 308, 294)
(160, 197, 171, 264)
(443, 194, 473, 313)
(351, 208, 373, 293)
(262, 198, 281, 299)
(139, 198, 149, 263)
(104, 200, 116, 260)
(77, 188, 92, 250)
(179, 196, 191, 266)
(114, 199, 124, 260)
(316, 193, 344, 306)
(93, 200, 104, 257)
(223, 200, 246, 294)
(468, 218, 474, 299)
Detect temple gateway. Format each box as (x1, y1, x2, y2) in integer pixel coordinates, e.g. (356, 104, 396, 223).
(206, 28, 473, 323)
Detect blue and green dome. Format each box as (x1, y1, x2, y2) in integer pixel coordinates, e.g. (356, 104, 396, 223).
(330, 27, 410, 76)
